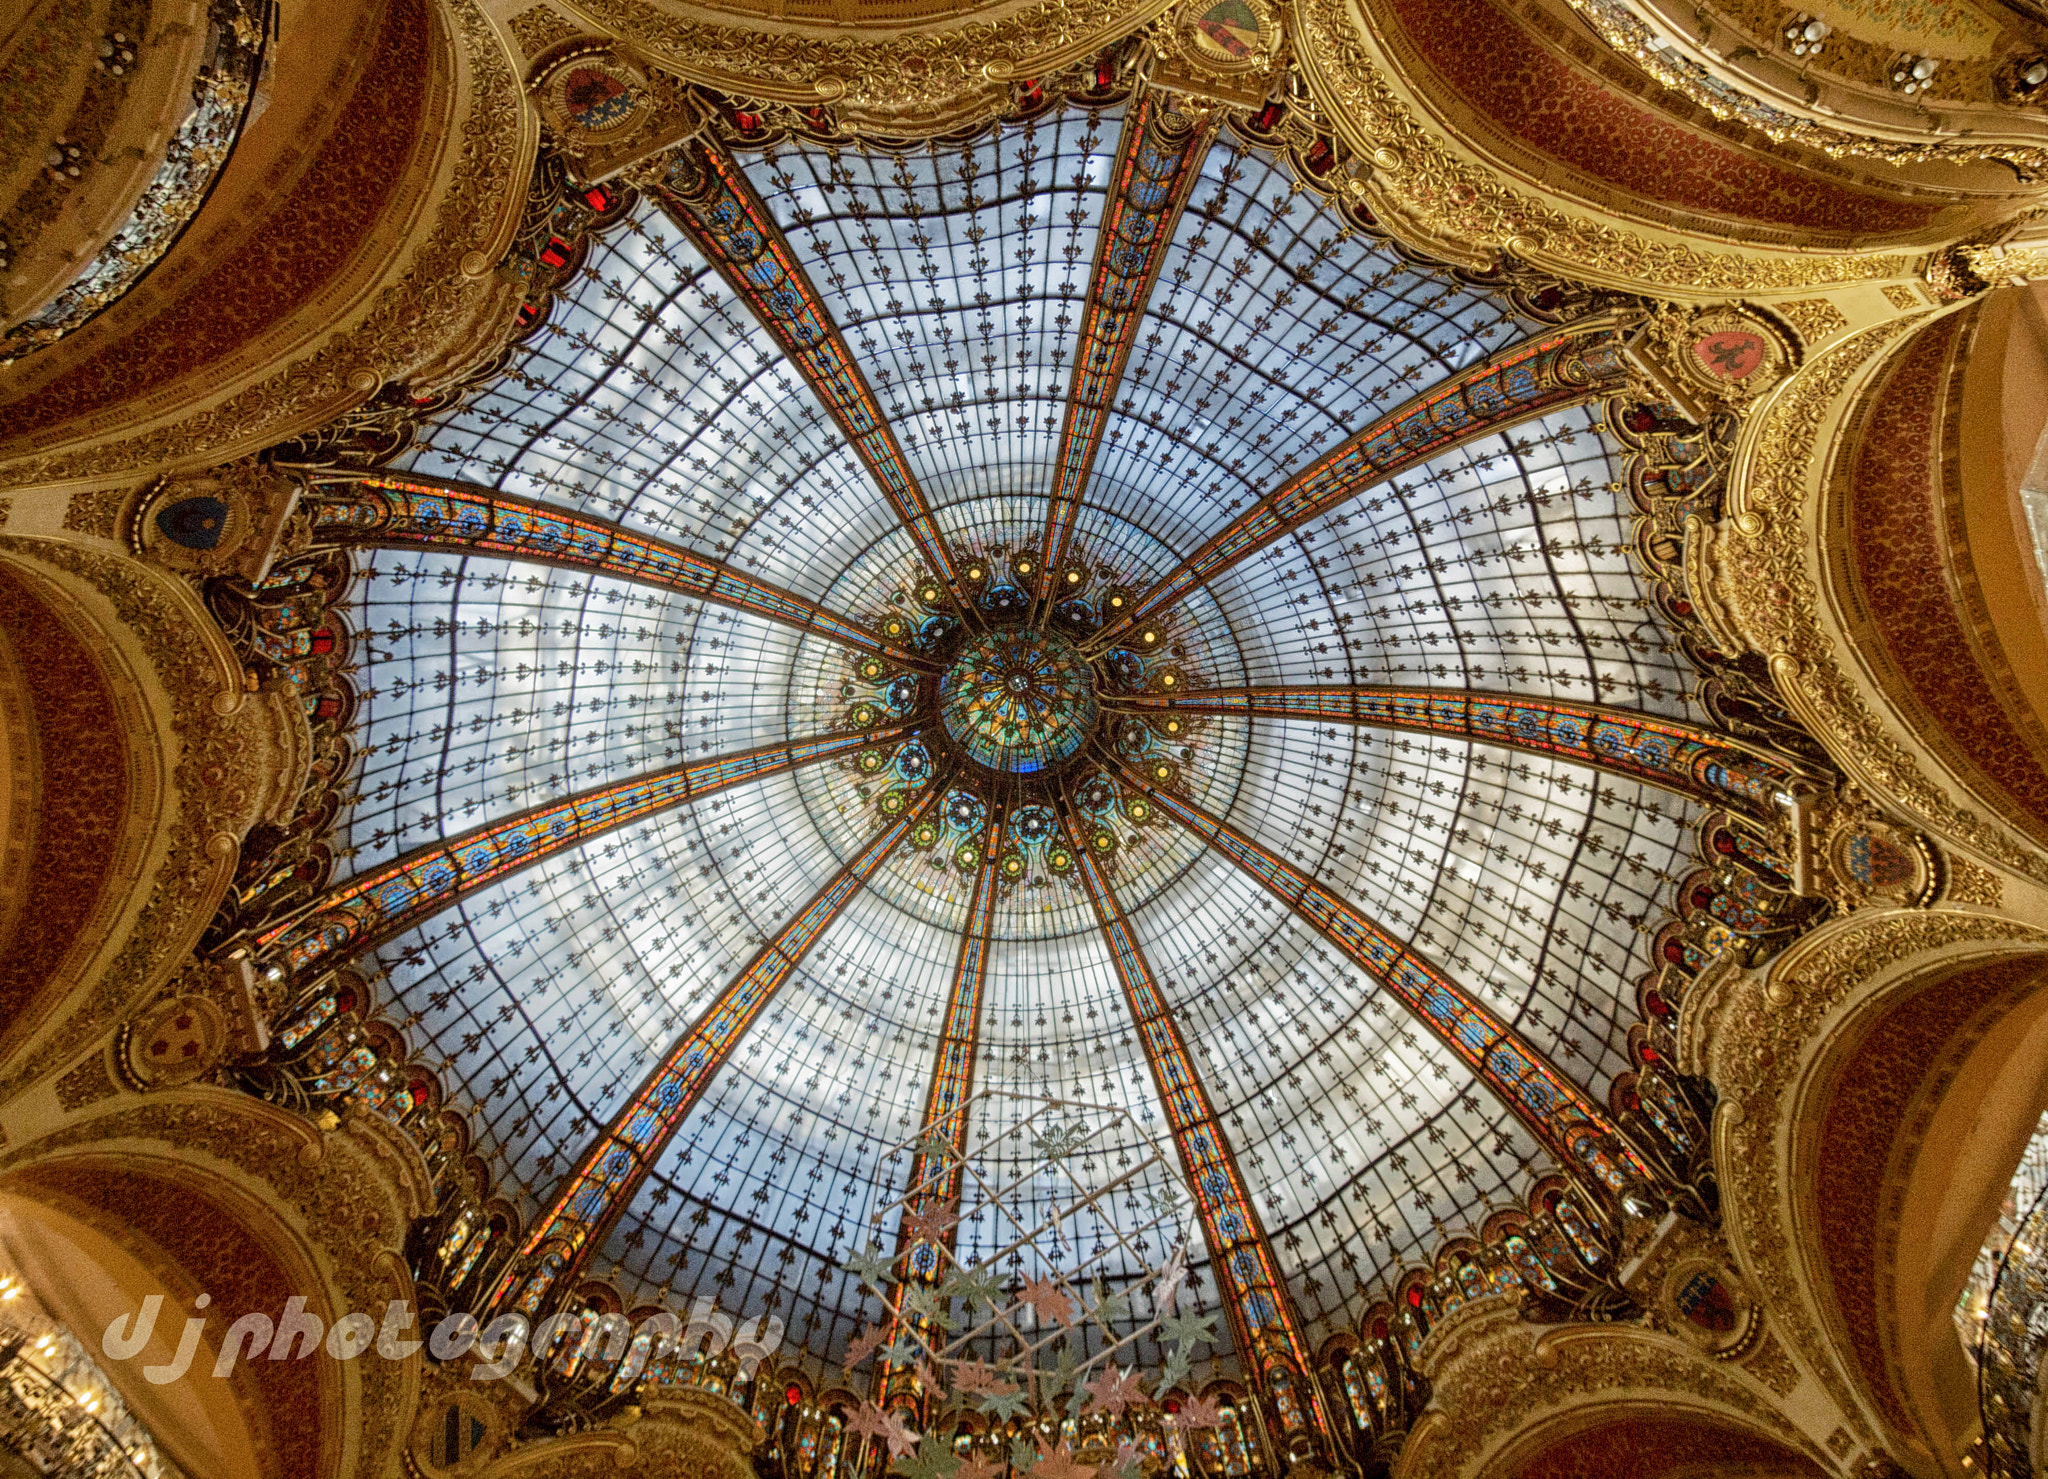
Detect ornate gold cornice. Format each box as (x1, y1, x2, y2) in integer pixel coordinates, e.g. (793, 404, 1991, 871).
(1292, 0, 1927, 297)
(1707, 319, 2048, 885)
(561, 0, 1168, 126)
(0, 539, 281, 1104)
(1397, 1307, 1828, 1479)
(1697, 910, 2048, 1459)
(0, 0, 533, 491)
(1, 1088, 432, 1477)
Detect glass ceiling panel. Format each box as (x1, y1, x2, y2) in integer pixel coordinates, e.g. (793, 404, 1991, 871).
(1072, 135, 1528, 558)
(741, 108, 1120, 523)
(333, 103, 1704, 1379)
(338, 552, 836, 879)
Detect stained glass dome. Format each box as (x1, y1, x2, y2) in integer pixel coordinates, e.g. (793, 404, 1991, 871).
(326, 93, 1701, 1385)
(938, 629, 1099, 775)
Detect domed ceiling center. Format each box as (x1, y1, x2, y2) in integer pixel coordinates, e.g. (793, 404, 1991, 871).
(937, 626, 1099, 775)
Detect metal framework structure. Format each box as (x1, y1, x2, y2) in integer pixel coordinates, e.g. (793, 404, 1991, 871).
(1101, 748, 1637, 1179)
(1064, 805, 1316, 1398)
(283, 95, 1760, 1413)
(252, 728, 908, 978)
(304, 471, 936, 669)
(651, 137, 968, 601)
(1107, 685, 1807, 813)
(1090, 321, 1631, 652)
(1033, 95, 1216, 620)
(492, 781, 951, 1313)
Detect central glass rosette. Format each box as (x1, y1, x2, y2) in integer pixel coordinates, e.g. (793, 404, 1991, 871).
(937, 627, 1099, 775)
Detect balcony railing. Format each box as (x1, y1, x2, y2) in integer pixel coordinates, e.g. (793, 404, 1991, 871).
(0, 1319, 178, 1479)
(1978, 1176, 2048, 1477)
(0, 0, 274, 363)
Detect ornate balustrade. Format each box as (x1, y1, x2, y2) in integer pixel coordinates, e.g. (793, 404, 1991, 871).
(1979, 1178, 2048, 1478)
(0, 0, 274, 361)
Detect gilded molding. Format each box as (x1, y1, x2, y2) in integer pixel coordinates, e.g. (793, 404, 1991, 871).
(1294, 0, 1920, 295)
(1397, 1305, 1823, 1479)
(1709, 323, 2048, 885)
(566, 0, 1169, 124)
(1702, 910, 2048, 1454)
(0, 1090, 427, 1476)
(0, 0, 531, 490)
(0, 538, 276, 1105)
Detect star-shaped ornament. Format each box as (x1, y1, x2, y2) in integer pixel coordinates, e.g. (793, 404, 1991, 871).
(1030, 1441, 1098, 1479)
(843, 1322, 887, 1372)
(1168, 1395, 1224, 1432)
(1087, 1276, 1129, 1331)
(1017, 1274, 1076, 1328)
(976, 1388, 1031, 1422)
(846, 1402, 921, 1460)
(845, 1246, 896, 1293)
(893, 1433, 962, 1479)
(952, 1361, 1014, 1396)
(900, 1202, 958, 1247)
(1082, 1364, 1146, 1417)
(1159, 1308, 1215, 1350)
(944, 1262, 1004, 1312)
(901, 1282, 958, 1332)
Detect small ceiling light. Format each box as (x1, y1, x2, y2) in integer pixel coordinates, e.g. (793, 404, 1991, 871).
(1891, 53, 1939, 93)
(1784, 14, 1828, 56)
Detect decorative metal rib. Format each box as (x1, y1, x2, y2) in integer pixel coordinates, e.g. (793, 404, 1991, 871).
(876, 797, 1009, 1409)
(305, 471, 935, 670)
(1064, 803, 1313, 1389)
(493, 781, 949, 1313)
(1033, 95, 1215, 622)
(649, 139, 967, 604)
(1101, 750, 1636, 1177)
(1090, 320, 1630, 652)
(1106, 686, 1805, 814)
(253, 727, 908, 979)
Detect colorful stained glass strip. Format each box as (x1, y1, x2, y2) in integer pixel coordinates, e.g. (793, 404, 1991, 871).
(1121, 763, 1634, 1172)
(1068, 819, 1311, 1379)
(514, 784, 946, 1276)
(1111, 687, 1799, 810)
(652, 142, 960, 590)
(310, 473, 930, 668)
(877, 810, 1005, 1404)
(255, 728, 908, 976)
(1035, 97, 1215, 602)
(1099, 323, 1628, 646)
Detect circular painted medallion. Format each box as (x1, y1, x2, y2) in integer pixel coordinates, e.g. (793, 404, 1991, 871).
(535, 52, 649, 143)
(938, 628, 1099, 774)
(1192, 0, 1261, 59)
(1688, 328, 1769, 382)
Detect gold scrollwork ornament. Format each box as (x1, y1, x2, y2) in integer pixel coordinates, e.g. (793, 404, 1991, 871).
(1150, 0, 1284, 106)
(118, 995, 230, 1090)
(1625, 308, 1795, 423)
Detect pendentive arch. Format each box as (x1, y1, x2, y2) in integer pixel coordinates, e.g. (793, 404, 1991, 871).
(1779, 922, 2048, 1472)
